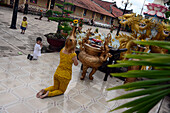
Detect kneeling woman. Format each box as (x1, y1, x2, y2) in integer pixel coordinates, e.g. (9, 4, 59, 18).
(36, 38, 78, 99)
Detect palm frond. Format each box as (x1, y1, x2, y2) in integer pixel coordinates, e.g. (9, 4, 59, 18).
(108, 40, 170, 112)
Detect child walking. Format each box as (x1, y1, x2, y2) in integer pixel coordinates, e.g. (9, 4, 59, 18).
(21, 16, 28, 34)
(27, 37, 42, 60)
(36, 37, 78, 99)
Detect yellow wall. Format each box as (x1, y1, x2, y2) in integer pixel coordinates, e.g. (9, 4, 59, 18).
(94, 13, 105, 23)
(54, 0, 112, 24)
(28, 0, 48, 8)
(113, 19, 119, 27)
(106, 16, 111, 24)
(4, 0, 112, 24)
(17, 0, 48, 9)
(83, 10, 93, 19)
(73, 7, 84, 17)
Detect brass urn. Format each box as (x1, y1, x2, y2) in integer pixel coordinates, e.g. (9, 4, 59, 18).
(78, 30, 112, 80)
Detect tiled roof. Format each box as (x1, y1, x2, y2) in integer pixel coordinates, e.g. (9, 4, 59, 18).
(111, 6, 123, 17)
(93, 0, 123, 17)
(60, 0, 114, 17)
(93, 0, 112, 11)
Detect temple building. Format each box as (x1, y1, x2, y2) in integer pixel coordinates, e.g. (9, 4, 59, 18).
(55, 0, 114, 24)
(0, 0, 132, 26)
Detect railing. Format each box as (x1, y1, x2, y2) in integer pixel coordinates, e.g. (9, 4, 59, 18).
(18, 4, 47, 15)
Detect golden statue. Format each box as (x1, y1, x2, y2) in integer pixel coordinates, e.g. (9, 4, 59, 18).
(116, 13, 169, 83)
(138, 18, 154, 40)
(65, 26, 77, 53)
(153, 21, 170, 40)
(119, 13, 142, 37)
(117, 13, 170, 59)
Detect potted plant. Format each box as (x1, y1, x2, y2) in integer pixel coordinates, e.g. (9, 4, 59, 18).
(78, 18, 84, 32)
(44, 0, 74, 51)
(94, 28, 99, 33)
(46, 10, 53, 21)
(107, 40, 170, 113)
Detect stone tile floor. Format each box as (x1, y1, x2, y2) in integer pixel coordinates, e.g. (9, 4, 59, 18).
(0, 6, 120, 58)
(0, 53, 162, 113)
(0, 6, 169, 113)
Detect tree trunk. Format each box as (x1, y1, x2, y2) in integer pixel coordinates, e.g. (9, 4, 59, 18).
(48, 0, 51, 10)
(57, 0, 65, 33)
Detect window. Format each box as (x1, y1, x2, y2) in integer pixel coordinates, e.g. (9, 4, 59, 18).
(92, 12, 95, 18)
(83, 9, 87, 16)
(30, 0, 37, 4)
(100, 14, 104, 20)
(71, 5, 76, 12)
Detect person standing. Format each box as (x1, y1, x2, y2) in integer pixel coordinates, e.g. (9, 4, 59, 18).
(24, 1, 28, 15)
(20, 16, 28, 34)
(39, 10, 43, 20)
(91, 18, 94, 26)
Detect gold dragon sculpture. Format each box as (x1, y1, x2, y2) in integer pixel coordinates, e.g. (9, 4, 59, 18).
(119, 13, 142, 37)
(116, 13, 170, 83)
(117, 14, 170, 58)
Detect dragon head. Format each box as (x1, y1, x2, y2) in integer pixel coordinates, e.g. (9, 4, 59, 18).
(139, 18, 154, 30)
(119, 13, 136, 27)
(161, 22, 170, 38)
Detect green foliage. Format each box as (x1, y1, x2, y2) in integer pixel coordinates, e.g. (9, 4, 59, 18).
(46, 10, 53, 17)
(53, 11, 62, 15)
(55, 3, 63, 7)
(58, 25, 72, 33)
(49, 17, 73, 22)
(63, 9, 73, 14)
(108, 40, 170, 112)
(59, 22, 72, 32)
(64, 2, 74, 6)
(58, 22, 72, 38)
(51, 2, 74, 37)
(95, 28, 99, 33)
(79, 18, 84, 27)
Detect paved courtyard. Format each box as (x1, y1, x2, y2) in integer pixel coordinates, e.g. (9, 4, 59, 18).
(0, 6, 169, 113)
(0, 6, 117, 58)
(0, 53, 161, 113)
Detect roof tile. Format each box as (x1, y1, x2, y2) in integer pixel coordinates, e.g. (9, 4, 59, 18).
(93, 0, 123, 17)
(61, 0, 114, 17)
(93, 0, 112, 11)
(111, 6, 123, 17)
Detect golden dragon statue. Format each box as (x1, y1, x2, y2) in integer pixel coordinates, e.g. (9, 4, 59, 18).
(117, 14, 170, 58)
(116, 14, 170, 83)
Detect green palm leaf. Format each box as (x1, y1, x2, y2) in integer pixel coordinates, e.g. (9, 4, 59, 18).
(108, 60, 170, 67)
(125, 54, 170, 59)
(111, 70, 170, 78)
(110, 89, 170, 112)
(107, 78, 170, 90)
(136, 99, 161, 113)
(123, 96, 162, 113)
(134, 40, 170, 46)
(108, 40, 170, 112)
(108, 84, 170, 101)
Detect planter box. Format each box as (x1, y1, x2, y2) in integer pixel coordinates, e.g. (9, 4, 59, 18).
(47, 38, 66, 51)
(45, 33, 66, 51)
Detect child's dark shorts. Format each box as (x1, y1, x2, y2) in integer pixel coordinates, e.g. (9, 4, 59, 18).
(20, 26, 26, 30)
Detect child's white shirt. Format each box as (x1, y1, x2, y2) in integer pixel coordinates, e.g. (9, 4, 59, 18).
(33, 43, 41, 59)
